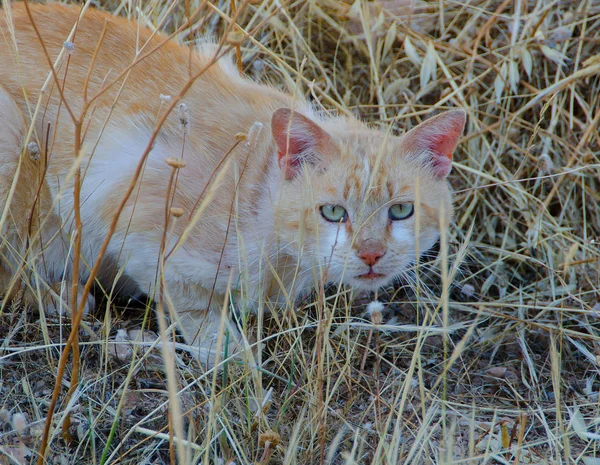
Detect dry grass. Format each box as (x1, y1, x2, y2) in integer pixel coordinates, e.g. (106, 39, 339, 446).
(1, 0, 600, 464)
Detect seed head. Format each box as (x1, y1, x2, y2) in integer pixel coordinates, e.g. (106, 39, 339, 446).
(165, 157, 186, 169)
(27, 141, 40, 161)
(226, 31, 244, 46)
(0, 409, 9, 424)
(170, 207, 184, 218)
(247, 122, 263, 148)
(63, 40, 75, 54)
(367, 300, 385, 325)
(259, 430, 281, 447)
(178, 103, 189, 132)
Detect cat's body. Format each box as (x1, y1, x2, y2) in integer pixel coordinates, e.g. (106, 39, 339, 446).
(0, 3, 465, 363)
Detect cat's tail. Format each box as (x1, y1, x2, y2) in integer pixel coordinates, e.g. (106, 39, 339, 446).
(0, 85, 95, 315)
(0, 83, 41, 303)
(0, 84, 30, 255)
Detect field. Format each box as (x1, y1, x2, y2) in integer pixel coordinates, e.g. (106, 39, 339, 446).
(1, 0, 600, 464)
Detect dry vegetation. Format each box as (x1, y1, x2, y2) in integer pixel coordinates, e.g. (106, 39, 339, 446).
(1, 0, 600, 463)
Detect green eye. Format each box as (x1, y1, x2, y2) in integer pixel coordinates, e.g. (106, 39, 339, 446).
(389, 203, 414, 221)
(320, 205, 348, 223)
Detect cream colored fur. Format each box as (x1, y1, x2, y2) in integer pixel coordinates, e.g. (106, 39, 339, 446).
(0, 3, 465, 365)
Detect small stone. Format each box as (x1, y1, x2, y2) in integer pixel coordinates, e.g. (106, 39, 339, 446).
(461, 284, 476, 297)
(538, 154, 555, 173)
(12, 413, 27, 434)
(253, 59, 265, 73)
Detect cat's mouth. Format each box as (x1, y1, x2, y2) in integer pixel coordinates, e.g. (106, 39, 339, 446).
(356, 269, 386, 280)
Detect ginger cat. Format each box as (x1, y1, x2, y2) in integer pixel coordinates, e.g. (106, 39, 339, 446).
(0, 3, 465, 364)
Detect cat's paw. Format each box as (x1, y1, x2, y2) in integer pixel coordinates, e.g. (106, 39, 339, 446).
(177, 308, 243, 370)
(45, 282, 95, 317)
(189, 333, 241, 369)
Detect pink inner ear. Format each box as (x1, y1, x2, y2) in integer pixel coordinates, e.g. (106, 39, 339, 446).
(426, 123, 464, 160)
(272, 109, 320, 158)
(271, 108, 332, 179)
(404, 110, 466, 179)
(276, 134, 311, 161)
(430, 152, 452, 179)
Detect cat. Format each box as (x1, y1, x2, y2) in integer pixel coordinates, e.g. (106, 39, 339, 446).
(0, 3, 465, 365)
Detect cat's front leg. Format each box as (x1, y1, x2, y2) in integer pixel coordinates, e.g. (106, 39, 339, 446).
(116, 252, 244, 368)
(44, 281, 96, 317)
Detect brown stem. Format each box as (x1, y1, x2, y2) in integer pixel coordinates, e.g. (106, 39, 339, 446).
(36, 45, 234, 465)
(36, 2, 267, 461)
(61, 120, 83, 444)
(258, 442, 272, 464)
(21, 0, 76, 122)
(60, 14, 113, 443)
(83, 20, 109, 104)
(459, 0, 512, 91)
(199, 138, 251, 337)
(230, 0, 244, 74)
(85, 3, 210, 109)
(21, 1, 82, 442)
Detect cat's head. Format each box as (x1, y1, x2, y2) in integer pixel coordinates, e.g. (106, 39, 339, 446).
(270, 108, 465, 292)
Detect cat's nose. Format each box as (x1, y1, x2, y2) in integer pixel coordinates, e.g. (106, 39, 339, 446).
(358, 249, 386, 266)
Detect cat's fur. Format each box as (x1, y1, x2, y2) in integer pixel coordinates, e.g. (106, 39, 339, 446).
(0, 3, 465, 363)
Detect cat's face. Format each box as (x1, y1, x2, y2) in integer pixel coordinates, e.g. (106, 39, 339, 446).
(271, 109, 465, 292)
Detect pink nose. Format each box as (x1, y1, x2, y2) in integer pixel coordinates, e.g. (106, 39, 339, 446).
(358, 249, 385, 266)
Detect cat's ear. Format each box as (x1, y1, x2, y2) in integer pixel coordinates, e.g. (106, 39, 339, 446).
(402, 109, 466, 179)
(271, 108, 332, 180)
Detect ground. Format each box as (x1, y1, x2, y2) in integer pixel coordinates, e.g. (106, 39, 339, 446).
(1, 1, 600, 464)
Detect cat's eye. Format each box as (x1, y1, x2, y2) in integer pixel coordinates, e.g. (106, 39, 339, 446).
(389, 203, 414, 221)
(320, 205, 348, 223)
